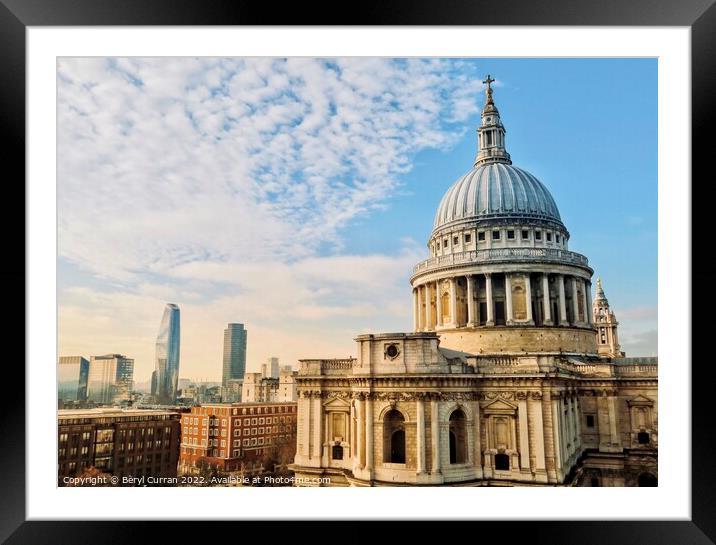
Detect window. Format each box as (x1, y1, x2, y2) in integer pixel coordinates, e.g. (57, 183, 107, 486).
(492, 230, 500, 240)
(259, 418, 264, 425)
(244, 419, 250, 425)
(556, 234, 561, 243)
(332, 445, 344, 460)
(437, 241, 440, 250)
(521, 230, 529, 239)
(444, 238, 448, 248)
(637, 431, 650, 444)
(478, 231, 486, 241)
(59, 433, 68, 443)
(546, 232, 552, 242)
(251, 418, 257, 425)
(507, 230, 515, 240)
(535, 231, 542, 241)
(453, 236, 459, 245)
(494, 453, 510, 471)
(449, 409, 467, 464)
(464, 233, 471, 243)
(243, 429, 249, 436)
(382, 409, 406, 464)
(243, 439, 249, 446)
(221, 440, 226, 447)
(586, 415, 595, 428)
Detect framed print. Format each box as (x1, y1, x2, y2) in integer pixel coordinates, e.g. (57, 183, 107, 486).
(3, 0, 713, 542)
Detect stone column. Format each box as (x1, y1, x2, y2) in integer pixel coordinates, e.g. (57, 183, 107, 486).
(356, 398, 364, 470)
(586, 281, 594, 326)
(505, 273, 514, 325)
(582, 280, 591, 326)
(436, 281, 444, 327)
(531, 396, 546, 473)
(413, 288, 419, 332)
(571, 276, 580, 325)
(574, 397, 582, 452)
(518, 398, 531, 471)
(542, 273, 552, 325)
(416, 398, 426, 474)
(558, 275, 568, 325)
(448, 277, 457, 327)
(551, 397, 563, 479)
(431, 399, 441, 473)
(566, 397, 575, 456)
(313, 394, 323, 460)
(365, 397, 374, 473)
(473, 401, 482, 476)
(525, 273, 534, 325)
(485, 273, 495, 326)
(466, 275, 476, 326)
(608, 394, 619, 449)
(424, 284, 432, 331)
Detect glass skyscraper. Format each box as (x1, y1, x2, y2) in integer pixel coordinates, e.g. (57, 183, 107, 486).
(58, 355, 89, 402)
(86, 354, 134, 404)
(152, 303, 181, 404)
(222, 323, 247, 386)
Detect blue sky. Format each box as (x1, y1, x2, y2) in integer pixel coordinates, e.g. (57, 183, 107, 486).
(57, 57, 657, 383)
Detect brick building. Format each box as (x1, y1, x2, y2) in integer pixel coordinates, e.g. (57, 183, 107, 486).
(179, 402, 297, 473)
(57, 408, 182, 484)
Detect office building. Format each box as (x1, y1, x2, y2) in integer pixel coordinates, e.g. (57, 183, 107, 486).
(178, 402, 297, 474)
(86, 354, 134, 405)
(152, 303, 181, 404)
(58, 356, 89, 402)
(58, 408, 182, 483)
(221, 323, 247, 386)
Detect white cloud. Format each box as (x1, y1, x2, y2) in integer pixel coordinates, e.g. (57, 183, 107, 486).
(58, 57, 480, 281)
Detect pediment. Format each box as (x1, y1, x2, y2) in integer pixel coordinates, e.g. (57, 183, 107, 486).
(627, 394, 654, 406)
(482, 398, 518, 413)
(322, 395, 351, 410)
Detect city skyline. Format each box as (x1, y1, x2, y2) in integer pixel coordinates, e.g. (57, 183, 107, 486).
(57, 57, 657, 383)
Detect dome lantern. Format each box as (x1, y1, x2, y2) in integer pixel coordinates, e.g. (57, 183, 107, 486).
(475, 75, 512, 167)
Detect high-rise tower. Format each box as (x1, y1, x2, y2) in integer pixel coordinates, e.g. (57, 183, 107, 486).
(152, 303, 181, 404)
(221, 323, 247, 386)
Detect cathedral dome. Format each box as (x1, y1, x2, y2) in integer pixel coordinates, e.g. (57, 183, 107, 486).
(433, 162, 563, 231)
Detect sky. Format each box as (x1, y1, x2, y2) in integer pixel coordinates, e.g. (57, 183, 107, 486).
(57, 57, 658, 385)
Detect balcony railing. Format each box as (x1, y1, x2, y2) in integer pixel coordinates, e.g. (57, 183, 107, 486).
(412, 247, 589, 276)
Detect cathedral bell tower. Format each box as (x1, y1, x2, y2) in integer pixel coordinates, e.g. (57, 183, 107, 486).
(592, 278, 625, 358)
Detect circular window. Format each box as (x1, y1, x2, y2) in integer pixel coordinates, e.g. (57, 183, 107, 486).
(385, 344, 399, 359)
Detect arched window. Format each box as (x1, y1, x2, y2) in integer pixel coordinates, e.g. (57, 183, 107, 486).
(449, 409, 467, 464)
(383, 409, 406, 464)
(494, 452, 510, 471)
(638, 473, 657, 487)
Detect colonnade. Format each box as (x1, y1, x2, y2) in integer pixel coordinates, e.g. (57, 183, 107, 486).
(413, 272, 593, 331)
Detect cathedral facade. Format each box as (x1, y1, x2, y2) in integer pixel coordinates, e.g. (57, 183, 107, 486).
(290, 78, 658, 487)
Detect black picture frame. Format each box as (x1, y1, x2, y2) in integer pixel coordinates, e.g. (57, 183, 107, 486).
(2, 0, 711, 542)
